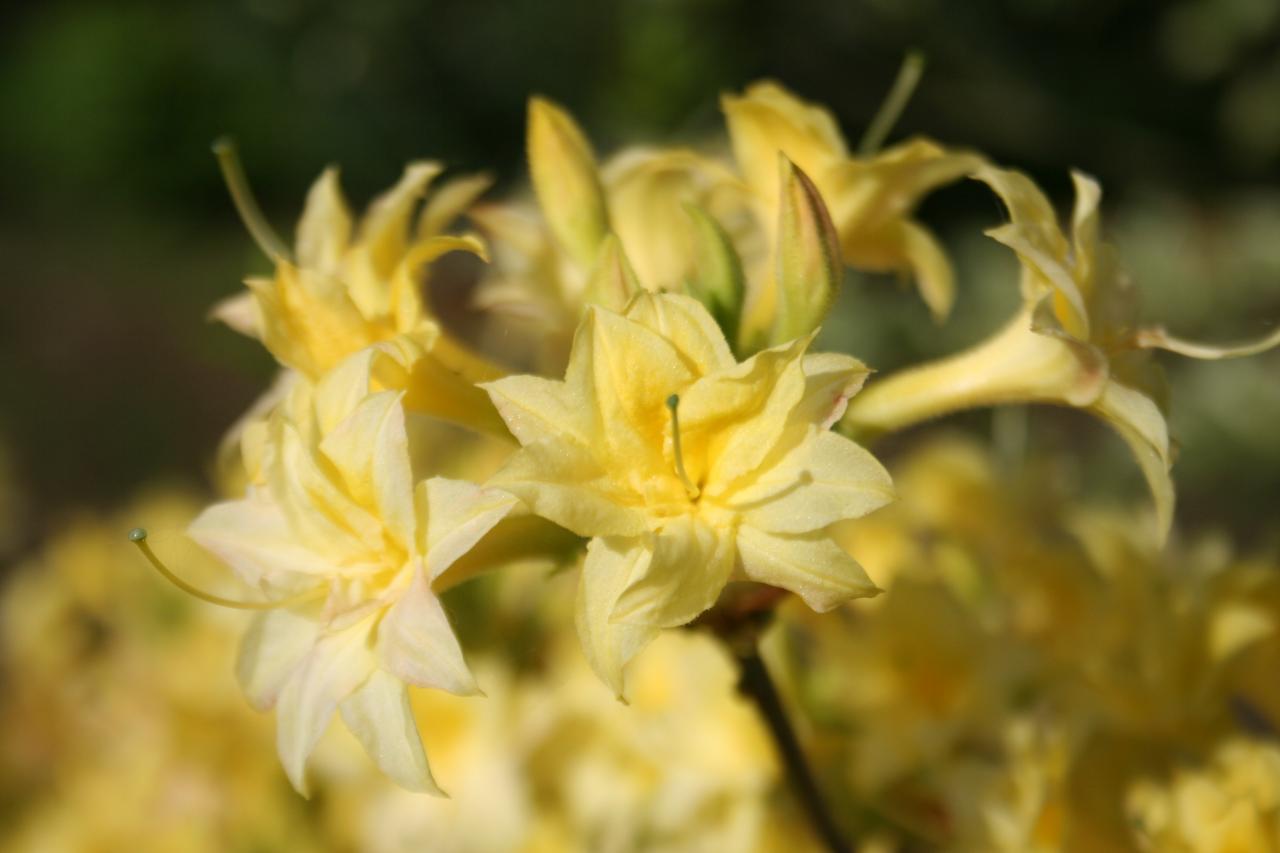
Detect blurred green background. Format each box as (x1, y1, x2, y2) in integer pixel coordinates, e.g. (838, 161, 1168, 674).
(1, 0, 1278, 563)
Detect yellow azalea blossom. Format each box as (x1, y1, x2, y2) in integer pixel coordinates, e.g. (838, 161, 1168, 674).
(722, 80, 984, 324)
(482, 291, 893, 695)
(188, 351, 517, 795)
(844, 165, 1280, 541)
(1127, 738, 1280, 852)
(211, 152, 509, 490)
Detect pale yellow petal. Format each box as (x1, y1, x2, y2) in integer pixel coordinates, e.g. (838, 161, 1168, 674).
(270, 418, 385, 561)
(612, 517, 735, 628)
(418, 171, 493, 239)
(482, 373, 591, 447)
(188, 492, 324, 586)
(575, 536, 660, 697)
(208, 291, 260, 338)
(736, 526, 880, 611)
(296, 166, 352, 275)
(721, 81, 847, 203)
(489, 439, 649, 538)
(360, 161, 442, 281)
(682, 336, 809, 488)
(583, 233, 641, 310)
(623, 291, 736, 375)
(319, 390, 416, 551)
(276, 618, 377, 795)
(732, 430, 894, 534)
(1090, 379, 1174, 544)
(237, 608, 321, 711)
(375, 565, 477, 695)
(796, 351, 871, 429)
(417, 477, 517, 579)
(340, 670, 443, 795)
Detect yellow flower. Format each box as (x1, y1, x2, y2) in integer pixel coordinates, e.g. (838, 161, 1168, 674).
(1127, 738, 1280, 852)
(482, 291, 892, 694)
(843, 166, 1280, 541)
(188, 352, 517, 795)
(722, 80, 983, 322)
(210, 147, 509, 491)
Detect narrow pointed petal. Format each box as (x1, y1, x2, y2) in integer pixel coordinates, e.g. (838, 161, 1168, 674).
(417, 477, 517, 579)
(613, 517, 735, 628)
(732, 430, 894, 534)
(575, 536, 660, 698)
(1090, 380, 1174, 544)
(209, 291, 261, 338)
(376, 565, 477, 695)
(319, 390, 416, 551)
(527, 96, 608, 268)
(339, 670, 443, 795)
(737, 526, 880, 612)
(418, 171, 493, 239)
(276, 619, 377, 796)
(296, 166, 352, 274)
(237, 609, 322, 711)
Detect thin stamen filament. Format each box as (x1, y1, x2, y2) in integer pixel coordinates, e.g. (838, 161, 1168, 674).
(857, 50, 926, 157)
(212, 137, 293, 263)
(128, 528, 322, 611)
(666, 394, 700, 500)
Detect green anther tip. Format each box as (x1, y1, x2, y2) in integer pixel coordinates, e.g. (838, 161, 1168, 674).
(666, 394, 680, 410)
(211, 136, 235, 155)
(128, 527, 148, 543)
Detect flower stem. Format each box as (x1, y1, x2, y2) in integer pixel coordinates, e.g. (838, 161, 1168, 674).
(734, 646, 849, 852)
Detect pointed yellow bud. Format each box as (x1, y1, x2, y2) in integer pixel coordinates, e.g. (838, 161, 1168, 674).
(527, 96, 609, 269)
(773, 155, 842, 344)
(683, 203, 745, 344)
(583, 233, 641, 311)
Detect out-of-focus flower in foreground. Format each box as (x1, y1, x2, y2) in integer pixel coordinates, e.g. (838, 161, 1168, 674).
(483, 291, 892, 694)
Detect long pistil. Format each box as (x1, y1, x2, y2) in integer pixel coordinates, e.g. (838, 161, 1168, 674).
(666, 394, 700, 500)
(128, 528, 322, 611)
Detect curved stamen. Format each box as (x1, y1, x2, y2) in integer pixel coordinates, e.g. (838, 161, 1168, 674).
(128, 528, 322, 611)
(212, 137, 293, 263)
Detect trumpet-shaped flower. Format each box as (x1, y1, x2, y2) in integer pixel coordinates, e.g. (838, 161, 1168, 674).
(722, 80, 984, 323)
(188, 352, 517, 795)
(843, 166, 1280, 541)
(482, 292, 893, 695)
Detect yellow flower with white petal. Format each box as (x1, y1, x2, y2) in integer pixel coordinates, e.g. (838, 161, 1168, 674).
(1127, 738, 1280, 852)
(482, 291, 893, 695)
(722, 80, 984, 323)
(844, 166, 1280, 541)
(186, 353, 517, 795)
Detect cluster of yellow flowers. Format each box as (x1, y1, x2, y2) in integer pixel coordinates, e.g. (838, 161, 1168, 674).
(6, 77, 1277, 850)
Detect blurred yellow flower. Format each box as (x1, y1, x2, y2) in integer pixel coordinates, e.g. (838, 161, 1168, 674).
(483, 291, 891, 694)
(844, 166, 1280, 540)
(1128, 738, 1280, 852)
(722, 80, 983, 322)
